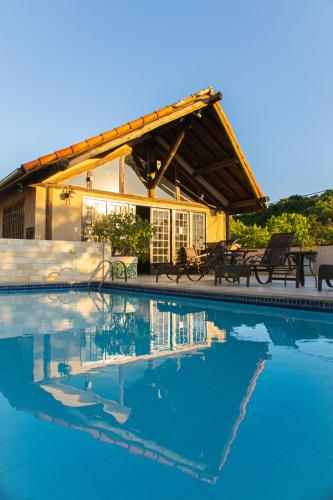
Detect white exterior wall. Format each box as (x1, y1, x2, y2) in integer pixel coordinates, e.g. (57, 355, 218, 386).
(312, 245, 333, 274)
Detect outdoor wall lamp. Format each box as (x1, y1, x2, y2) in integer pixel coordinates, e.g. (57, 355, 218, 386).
(60, 188, 75, 206)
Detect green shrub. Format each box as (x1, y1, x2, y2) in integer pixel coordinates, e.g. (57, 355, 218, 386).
(231, 212, 318, 250)
(94, 212, 155, 256)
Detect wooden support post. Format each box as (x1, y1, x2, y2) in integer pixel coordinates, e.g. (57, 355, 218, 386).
(226, 213, 230, 241)
(151, 127, 187, 190)
(147, 143, 156, 198)
(119, 156, 124, 194)
(45, 186, 53, 240)
(175, 165, 181, 201)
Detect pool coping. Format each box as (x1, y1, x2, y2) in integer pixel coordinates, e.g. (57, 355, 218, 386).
(0, 280, 332, 313)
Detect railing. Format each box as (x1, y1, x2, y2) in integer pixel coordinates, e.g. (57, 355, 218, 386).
(88, 259, 128, 289)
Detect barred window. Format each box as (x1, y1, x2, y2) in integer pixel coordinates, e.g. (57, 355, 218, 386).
(3, 200, 25, 239)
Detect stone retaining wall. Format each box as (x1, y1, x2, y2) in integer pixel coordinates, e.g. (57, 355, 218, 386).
(0, 239, 105, 283)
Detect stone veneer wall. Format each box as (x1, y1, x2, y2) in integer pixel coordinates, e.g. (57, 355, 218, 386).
(0, 239, 105, 283)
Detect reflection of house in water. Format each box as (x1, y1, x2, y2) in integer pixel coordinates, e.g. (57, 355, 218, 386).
(0, 292, 269, 485)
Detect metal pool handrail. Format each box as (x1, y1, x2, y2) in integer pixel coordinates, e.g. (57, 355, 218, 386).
(88, 259, 128, 289)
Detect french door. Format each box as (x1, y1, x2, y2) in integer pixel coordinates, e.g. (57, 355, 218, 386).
(150, 208, 206, 265)
(190, 213, 205, 250)
(173, 211, 189, 263)
(150, 208, 170, 264)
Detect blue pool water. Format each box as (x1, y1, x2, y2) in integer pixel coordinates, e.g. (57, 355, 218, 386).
(0, 290, 332, 500)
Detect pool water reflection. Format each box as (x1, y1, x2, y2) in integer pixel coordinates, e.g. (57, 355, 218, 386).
(0, 290, 332, 499)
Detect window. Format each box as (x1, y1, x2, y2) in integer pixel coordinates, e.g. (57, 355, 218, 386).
(191, 213, 205, 249)
(3, 200, 24, 239)
(150, 209, 170, 264)
(150, 301, 171, 352)
(69, 160, 119, 192)
(174, 211, 189, 259)
(82, 196, 135, 240)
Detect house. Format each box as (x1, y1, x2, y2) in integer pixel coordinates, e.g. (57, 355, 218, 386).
(0, 87, 267, 268)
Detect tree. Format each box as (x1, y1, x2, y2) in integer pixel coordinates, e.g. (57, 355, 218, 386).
(266, 213, 315, 249)
(230, 218, 270, 248)
(233, 190, 333, 246)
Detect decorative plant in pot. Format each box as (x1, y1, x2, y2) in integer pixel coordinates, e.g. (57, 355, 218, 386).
(94, 213, 155, 279)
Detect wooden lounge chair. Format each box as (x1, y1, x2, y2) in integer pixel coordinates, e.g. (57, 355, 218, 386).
(245, 232, 296, 285)
(318, 265, 333, 291)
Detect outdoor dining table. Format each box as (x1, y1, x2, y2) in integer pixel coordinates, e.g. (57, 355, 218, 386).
(287, 250, 317, 288)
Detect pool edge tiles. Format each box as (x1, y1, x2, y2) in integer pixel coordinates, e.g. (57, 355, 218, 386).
(0, 280, 331, 313)
(100, 282, 333, 313)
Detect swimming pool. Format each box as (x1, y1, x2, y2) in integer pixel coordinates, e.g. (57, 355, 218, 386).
(0, 289, 332, 499)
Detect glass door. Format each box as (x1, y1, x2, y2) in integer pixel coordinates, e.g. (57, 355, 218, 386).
(173, 210, 189, 262)
(191, 213, 206, 250)
(150, 208, 170, 264)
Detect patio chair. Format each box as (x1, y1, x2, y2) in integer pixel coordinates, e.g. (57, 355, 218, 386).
(156, 247, 206, 283)
(318, 265, 333, 291)
(156, 260, 205, 283)
(156, 241, 239, 283)
(245, 232, 296, 285)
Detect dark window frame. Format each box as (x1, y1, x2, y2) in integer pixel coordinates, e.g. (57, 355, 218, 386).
(2, 199, 25, 239)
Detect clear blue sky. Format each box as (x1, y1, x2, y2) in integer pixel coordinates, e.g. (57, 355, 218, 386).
(0, 0, 332, 201)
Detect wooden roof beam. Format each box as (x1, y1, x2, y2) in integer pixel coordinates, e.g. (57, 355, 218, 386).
(194, 158, 238, 177)
(229, 196, 269, 209)
(155, 136, 229, 207)
(150, 123, 189, 189)
(44, 144, 132, 184)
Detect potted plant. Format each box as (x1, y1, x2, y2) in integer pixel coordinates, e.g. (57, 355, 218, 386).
(94, 212, 155, 278)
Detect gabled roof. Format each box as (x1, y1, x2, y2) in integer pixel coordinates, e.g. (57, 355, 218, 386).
(0, 87, 268, 213)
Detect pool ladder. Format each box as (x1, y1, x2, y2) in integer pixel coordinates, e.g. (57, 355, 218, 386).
(87, 259, 128, 289)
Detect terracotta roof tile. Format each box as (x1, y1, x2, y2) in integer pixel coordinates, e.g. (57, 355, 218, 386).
(55, 147, 73, 160)
(142, 112, 158, 124)
(38, 153, 58, 165)
(86, 134, 103, 147)
(101, 129, 118, 141)
(115, 123, 131, 135)
(156, 105, 173, 118)
(71, 141, 89, 154)
(129, 118, 144, 129)
(23, 159, 41, 170)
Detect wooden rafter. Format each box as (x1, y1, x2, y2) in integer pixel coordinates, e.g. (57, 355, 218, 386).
(229, 197, 269, 209)
(155, 136, 229, 207)
(150, 125, 188, 189)
(194, 158, 238, 177)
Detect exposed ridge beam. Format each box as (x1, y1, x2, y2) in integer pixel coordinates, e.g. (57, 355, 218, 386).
(155, 137, 229, 207)
(194, 158, 238, 177)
